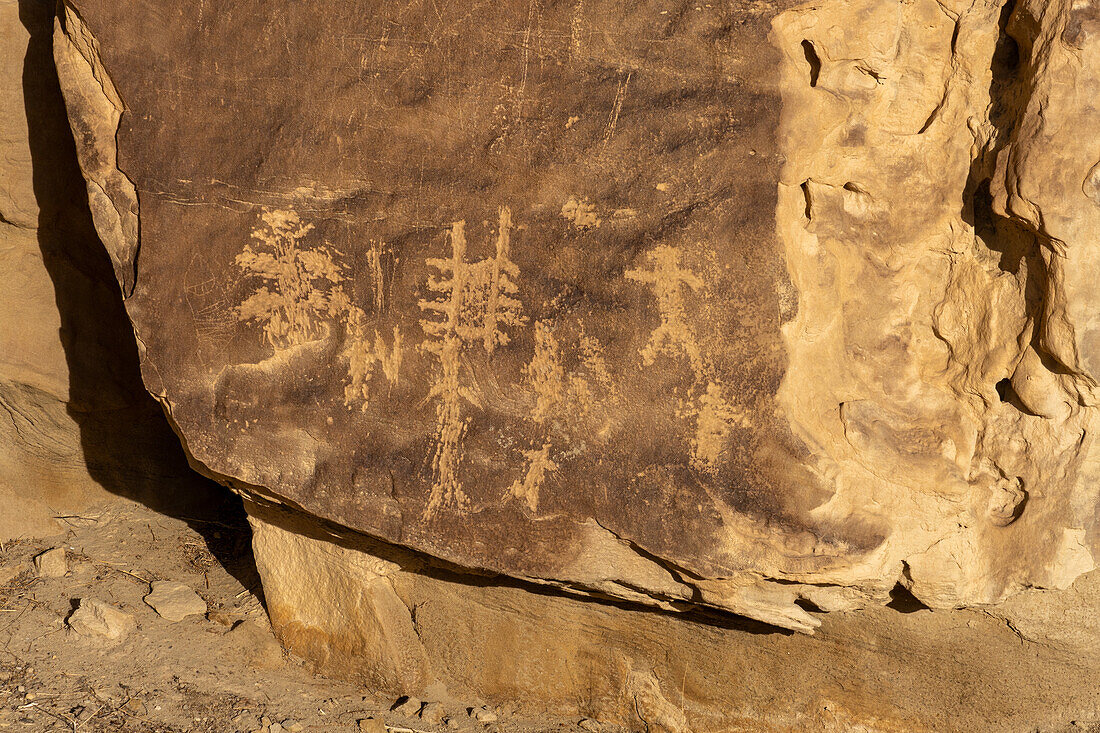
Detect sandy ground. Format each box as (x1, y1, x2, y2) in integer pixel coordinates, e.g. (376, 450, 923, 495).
(0, 496, 592, 733)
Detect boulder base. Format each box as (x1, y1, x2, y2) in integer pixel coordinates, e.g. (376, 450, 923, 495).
(247, 500, 1100, 732)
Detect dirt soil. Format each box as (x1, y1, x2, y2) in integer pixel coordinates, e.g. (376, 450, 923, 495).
(0, 496, 593, 733)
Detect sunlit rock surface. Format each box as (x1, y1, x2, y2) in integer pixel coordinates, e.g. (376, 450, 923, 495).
(47, 0, 1100, 725)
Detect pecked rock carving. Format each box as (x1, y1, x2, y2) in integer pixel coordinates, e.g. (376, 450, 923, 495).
(49, 0, 1100, 723)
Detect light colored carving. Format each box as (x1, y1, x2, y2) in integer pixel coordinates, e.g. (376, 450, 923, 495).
(507, 319, 619, 508)
(626, 245, 742, 472)
(481, 207, 524, 355)
(691, 381, 746, 473)
(625, 245, 705, 376)
(577, 326, 618, 401)
(236, 208, 348, 350)
(507, 442, 557, 512)
(365, 238, 390, 314)
(526, 320, 566, 424)
(560, 196, 602, 229)
(419, 209, 526, 516)
(343, 305, 402, 412)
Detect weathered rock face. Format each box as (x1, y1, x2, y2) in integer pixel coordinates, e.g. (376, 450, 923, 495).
(772, 0, 1100, 607)
(0, 0, 214, 539)
(53, 0, 851, 632)
(49, 0, 1100, 721)
(247, 499, 1100, 731)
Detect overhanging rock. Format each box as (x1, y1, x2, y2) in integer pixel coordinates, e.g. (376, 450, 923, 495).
(51, 0, 1100, 709)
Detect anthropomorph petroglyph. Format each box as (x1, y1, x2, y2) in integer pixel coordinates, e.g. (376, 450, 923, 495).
(507, 442, 557, 512)
(626, 245, 738, 474)
(419, 207, 526, 516)
(236, 208, 350, 350)
(625, 245, 705, 375)
(508, 319, 617, 511)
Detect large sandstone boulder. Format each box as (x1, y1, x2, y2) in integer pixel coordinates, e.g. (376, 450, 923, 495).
(48, 0, 1100, 725)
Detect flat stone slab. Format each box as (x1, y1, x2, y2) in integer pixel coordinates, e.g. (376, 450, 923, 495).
(68, 598, 135, 641)
(144, 581, 207, 622)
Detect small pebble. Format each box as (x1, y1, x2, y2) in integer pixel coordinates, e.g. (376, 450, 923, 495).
(579, 718, 601, 732)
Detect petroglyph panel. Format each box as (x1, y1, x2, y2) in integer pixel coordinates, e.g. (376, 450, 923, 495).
(55, 0, 1100, 632)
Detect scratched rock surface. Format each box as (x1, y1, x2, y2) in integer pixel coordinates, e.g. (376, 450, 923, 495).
(53, 0, 1100, 646)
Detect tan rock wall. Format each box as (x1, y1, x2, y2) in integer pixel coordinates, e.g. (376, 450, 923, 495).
(772, 0, 1100, 607)
(248, 499, 1100, 732)
(0, 0, 104, 538)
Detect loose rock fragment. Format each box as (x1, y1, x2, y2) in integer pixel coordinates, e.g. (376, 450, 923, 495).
(67, 598, 135, 641)
(358, 717, 387, 733)
(420, 701, 446, 724)
(32, 547, 67, 578)
(391, 696, 421, 717)
(472, 707, 498, 723)
(143, 581, 207, 621)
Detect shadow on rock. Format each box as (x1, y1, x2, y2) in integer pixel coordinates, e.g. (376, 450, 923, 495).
(17, 0, 263, 604)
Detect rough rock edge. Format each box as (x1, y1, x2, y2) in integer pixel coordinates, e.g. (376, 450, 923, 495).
(51, 0, 139, 296)
(771, 0, 1098, 610)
